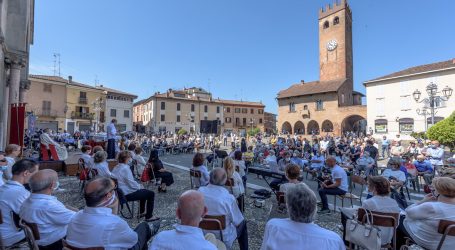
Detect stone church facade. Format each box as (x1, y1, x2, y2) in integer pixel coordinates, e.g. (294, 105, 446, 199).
(277, 0, 366, 136)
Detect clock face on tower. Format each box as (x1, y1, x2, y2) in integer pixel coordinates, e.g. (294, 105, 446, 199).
(326, 39, 338, 51)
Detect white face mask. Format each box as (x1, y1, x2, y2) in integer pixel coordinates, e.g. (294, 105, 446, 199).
(98, 192, 117, 207)
(53, 181, 60, 191)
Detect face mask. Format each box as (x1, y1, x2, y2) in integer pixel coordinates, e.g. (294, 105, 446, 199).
(98, 192, 116, 207)
(53, 181, 60, 191)
(285, 157, 291, 161)
(431, 145, 437, 149)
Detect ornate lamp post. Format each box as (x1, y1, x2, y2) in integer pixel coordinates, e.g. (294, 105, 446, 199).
(413, 83, 452, 127)
(249, 118, 255, 135)
(92, 97, 104, 133)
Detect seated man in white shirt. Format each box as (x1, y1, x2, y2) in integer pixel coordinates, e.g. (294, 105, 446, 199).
(150, 190, 222, 250)
(66, 177, 153, 250)
(0, 159, 39, 247)
(19, 169, 76, 250)
(198, 168, 248, 250)
(261, 183, 345, 250)
(318, 156, 349, 214)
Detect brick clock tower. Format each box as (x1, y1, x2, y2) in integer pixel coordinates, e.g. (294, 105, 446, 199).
(319, 0, 353, 86)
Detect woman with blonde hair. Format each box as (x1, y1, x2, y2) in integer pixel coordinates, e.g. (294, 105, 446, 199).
(223, 157, 245, 199)
(398, 177, 455, 249)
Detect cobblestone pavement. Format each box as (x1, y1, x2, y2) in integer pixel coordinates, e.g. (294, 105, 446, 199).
(56, 151, 345, 250)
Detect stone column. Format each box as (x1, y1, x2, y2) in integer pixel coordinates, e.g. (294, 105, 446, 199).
(8, 62, 23, 105)
(19, 79, 30, 103)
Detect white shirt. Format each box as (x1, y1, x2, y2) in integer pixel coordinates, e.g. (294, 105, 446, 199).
(198, 184, 244, 248)
(107, 123, 117, 140)
(94, 161, 113, 178)
(331, 165, 349, 192)
(233, 160, 246, 177)
(261, 218, 345, 250)
(66, 207, 137, 250)
(4, 156, 15, 180)
(19, 194, 76, 246)
(191, 165, 210, 187)
(150, 224, 217, 250)
(382, 169, 406, 183)
(279, 182, 299, 193)
(404, 202, 455, 250)
(426, 147, 444, 166)
(311, 155, 325, 169)
(226, 172, 245, 198)
(80, 153, 94, 169)
(112, 163, 141, 195)
(133, 154, 147, 173)
(0, 181, 29, 246)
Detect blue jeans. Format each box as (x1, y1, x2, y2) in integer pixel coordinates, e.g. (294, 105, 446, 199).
(381, 145, 390, 158)
(318, 187, 346, 210)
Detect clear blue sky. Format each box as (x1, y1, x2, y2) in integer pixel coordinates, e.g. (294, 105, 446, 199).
(30, 0, 455, 114)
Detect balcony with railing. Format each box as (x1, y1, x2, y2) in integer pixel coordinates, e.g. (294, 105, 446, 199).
(78, 97, 88, 104)
(36, 109, 60, 118)
(71, 111, 94, 120)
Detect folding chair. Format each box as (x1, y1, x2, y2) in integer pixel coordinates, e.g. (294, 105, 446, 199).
(357, 209, 399, 250)
(333, 175, 362, 212)
(19, 219, 40, 250)
(199, 215, 226, 242)
(350, 175, 367, 205)
(190, 169, 202, 189)
(62, 239, 104, 250)
(0, 210, 27, 249)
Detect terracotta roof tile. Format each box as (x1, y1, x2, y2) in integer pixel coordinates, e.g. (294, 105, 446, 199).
(277, 79, 348, 99)
(365, 59, 455, 83)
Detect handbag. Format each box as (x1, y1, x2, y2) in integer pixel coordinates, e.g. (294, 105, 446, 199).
(140, 164, 151, 182)
(345, 208, 381, 250)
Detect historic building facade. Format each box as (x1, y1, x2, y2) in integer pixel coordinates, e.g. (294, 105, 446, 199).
(364, 59, 455, 140)
(264, 112, 277, 134)
(133, 87, 265, 135)
(277, 0, 366, 136)
(0, 0, 34, 149)
(99, 86, 137, 132)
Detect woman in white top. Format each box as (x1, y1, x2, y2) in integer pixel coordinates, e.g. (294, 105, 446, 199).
(279, 164, 301, 193)
(92, 150, 113, 178)
(233, 151, 247, 188)
(223, 157, 245, 198)
(133, 146, 147, 174)
(191, 153, 210, 187)
(400, 177, 455, 250)
(361, 176, 401, 245)
(4, 144, 21, 180)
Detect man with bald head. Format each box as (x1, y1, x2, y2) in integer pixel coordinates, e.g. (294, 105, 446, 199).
(66, 177, 152, 250)
(20, 169, 76, 250)
(150, 190, 218, 250)
(317, 156, 348, 214)
(198, 168, 248, 250)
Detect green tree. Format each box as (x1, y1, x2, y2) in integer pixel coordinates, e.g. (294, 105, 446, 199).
(426, 111, 455, 152)
(247, 127, 261, 137)
(177, 128, 188, 136)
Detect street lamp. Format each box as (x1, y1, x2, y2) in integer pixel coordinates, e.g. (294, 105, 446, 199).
(249, 118, 255, 136)
(416, 107, 433, 131)
(413, 82, 452, 127)
(92, 97, 104, 133)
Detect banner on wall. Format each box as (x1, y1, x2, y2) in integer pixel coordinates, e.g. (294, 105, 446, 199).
(9, 103, 26, 148)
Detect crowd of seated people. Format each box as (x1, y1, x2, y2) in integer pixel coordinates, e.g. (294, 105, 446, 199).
(2, 131, 455, 250)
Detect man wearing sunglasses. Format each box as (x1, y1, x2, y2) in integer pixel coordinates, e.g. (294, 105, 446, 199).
(66, 177, 153, 250)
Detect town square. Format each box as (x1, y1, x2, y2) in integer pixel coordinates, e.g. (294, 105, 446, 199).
(0, 0, 455, 249)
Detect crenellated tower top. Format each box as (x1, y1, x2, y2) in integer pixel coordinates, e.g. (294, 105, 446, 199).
(319, 0, 352, 20)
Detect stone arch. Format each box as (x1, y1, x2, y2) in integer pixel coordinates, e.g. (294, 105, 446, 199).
(281, 121, 292, 134)
(321, 120, 334, 133)
(307, 120, 320, 135)
(341, 115, 367, 136)
(294, 121, 305, 135)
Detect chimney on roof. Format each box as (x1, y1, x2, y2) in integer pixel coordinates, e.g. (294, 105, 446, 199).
(301, 80, 305, 84)
(68, 76, 72, 83)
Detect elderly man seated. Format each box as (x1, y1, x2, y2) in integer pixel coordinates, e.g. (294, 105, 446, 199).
(19, 169, 76, 250)
(261, 183, 345, 249)
(198, 168, 248, 250)
(355, 151, 375, 177)
(413, 154, 434, 185)
(150, 190, 224, 250)
(66, 177, 153, 249)
(0, 159, 39, 247)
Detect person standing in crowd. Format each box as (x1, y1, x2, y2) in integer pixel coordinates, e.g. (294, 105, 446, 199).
(381, 136, 390, 159)
(0, 159, 39, 247)
(147, 149, 174, 192)
(426, 140, 444, 175)
(318, 157, 348, 214)
(106, 119, 117, 159)
(66, 178, 153, 249)
(19, 169, 76, 250)
(150, 190, 221, 250)
(261, 183, 345, 250)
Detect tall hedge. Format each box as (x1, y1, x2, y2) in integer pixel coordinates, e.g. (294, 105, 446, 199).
(426, 111, 455, 151)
